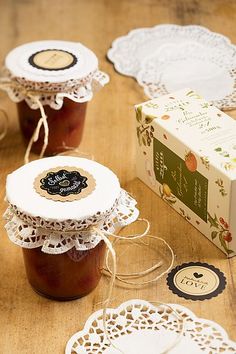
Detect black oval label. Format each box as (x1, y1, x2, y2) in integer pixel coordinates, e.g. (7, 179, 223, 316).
(40, 169, 88, 197)
(34, 166, 96, 202)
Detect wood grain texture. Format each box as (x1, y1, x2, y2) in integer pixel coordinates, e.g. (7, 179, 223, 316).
(0, 0, 235, 353)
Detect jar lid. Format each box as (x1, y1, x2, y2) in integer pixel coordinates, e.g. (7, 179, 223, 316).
(5, 40, 98, 83)
(6, 156, 120, 222)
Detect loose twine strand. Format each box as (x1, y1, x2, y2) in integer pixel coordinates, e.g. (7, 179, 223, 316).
(92, 219, 184, 354)
(0, 80, 55, 164)
(24, 94, 49, 164)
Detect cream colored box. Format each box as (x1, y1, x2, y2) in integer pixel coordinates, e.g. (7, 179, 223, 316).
(135, 88, 236, 257)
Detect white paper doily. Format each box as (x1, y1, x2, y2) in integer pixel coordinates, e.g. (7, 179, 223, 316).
(66, 299, 236, 354)
(107, 25, 236, 109)
(4, 189, 139, 254)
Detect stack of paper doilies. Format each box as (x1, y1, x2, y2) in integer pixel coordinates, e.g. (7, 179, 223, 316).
(108, 25, 236, 110)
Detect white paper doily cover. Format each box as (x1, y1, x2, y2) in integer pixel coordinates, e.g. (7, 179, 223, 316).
(6, 156, 120, 221)
(66, 299, 236, 354)
(108, 25, 236, 109)
(5, 40, 98, 83)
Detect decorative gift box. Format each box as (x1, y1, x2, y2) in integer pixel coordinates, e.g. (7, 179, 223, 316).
(135, 88, 236, 257)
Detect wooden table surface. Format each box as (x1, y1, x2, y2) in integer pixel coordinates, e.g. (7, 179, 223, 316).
(0, 1, 236, 353)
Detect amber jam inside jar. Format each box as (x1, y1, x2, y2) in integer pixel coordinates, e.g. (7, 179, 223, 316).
(17, 98, 87, 156)
(22, 241, 106, 301)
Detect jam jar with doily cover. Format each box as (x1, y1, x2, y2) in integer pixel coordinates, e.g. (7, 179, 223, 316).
(0, 40, 109, 156)
(4, 156, 139, 301)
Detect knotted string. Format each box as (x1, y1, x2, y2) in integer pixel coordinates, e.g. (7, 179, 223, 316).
(24, 94, 49, 164)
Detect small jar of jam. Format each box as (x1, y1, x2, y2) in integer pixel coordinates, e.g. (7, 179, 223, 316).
(4, 156, 139, 300)
(2, 40, 109, 156)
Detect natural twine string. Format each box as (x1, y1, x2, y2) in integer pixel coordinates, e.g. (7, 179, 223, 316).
(104, 234, 174, 285)
(0, 80, 58, 164)
(24, 94, 49, 164)
(92, 220, 183, 354)
(103, 219, 163, 282)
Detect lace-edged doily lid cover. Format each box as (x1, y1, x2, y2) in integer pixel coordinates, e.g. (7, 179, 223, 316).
(4, 156, 139, 254)
(107, 25, 236, 109)
(66, 299, 236, 354)
(2, 40, 109, 109)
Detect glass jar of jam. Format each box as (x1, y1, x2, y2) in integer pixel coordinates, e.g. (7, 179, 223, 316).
(22, 242, 106, 300)
(2, 40, 109, 157)
(4, 156, 128, 301)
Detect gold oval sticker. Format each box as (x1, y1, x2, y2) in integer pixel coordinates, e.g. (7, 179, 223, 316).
(29, 49, 77, 70)
(167, 262, 226, 300)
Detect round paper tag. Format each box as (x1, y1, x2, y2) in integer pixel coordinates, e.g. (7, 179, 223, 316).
(167, 262, 226, 300)
(34, 166, 96, 202)
(28, 49, 77, 71)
